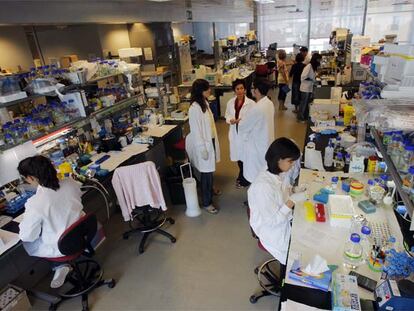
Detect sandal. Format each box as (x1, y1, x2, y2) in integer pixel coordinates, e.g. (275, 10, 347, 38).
(204, 205, 219, 214)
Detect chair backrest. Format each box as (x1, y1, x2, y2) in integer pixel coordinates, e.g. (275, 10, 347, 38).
(57, 213, 97, 256)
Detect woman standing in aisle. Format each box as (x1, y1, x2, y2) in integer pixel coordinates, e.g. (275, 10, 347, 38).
(238, 79, 275, 184)
(225, 79, 255, 188)
(186, 79, 221, 214)
(289, 53, 306, 114)
(277, 49, 289, 111)
(297, 53, 322, 122)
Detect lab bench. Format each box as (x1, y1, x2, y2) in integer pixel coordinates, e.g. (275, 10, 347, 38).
(280, 169, 404, 309)
(0, 123, 184, 291)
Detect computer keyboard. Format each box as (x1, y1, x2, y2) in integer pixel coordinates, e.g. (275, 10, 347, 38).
(0, 215, 13, 228)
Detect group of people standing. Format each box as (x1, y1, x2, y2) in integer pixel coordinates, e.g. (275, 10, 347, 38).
(185, 77, 303, 267)
(277, 47, 322, 122)
(185, 78, 275, 213)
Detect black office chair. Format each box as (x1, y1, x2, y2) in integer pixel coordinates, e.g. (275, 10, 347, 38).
(246, 207, 283, 304)
(122, 205, 176, 254)
(45, 213, 115, 311)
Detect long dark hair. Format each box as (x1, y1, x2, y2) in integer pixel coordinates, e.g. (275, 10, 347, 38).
(18, 155, 60, 191)
(310, 53, 322, 71)
(265, 137, 301, 175)
(191, 79, 210, 113)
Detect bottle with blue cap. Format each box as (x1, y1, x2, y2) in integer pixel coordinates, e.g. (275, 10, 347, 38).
(360, 226, 372, 261)
(343, 233, 364, 268)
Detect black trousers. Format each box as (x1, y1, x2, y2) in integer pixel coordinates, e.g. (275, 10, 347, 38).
(200, 172, 213, 207)
(237, 161, 251, 187)
(291, 82, 301, 107)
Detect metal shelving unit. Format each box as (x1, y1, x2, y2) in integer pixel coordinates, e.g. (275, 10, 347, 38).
(372, 128, 414, 218)
(0, 94, 44, 108)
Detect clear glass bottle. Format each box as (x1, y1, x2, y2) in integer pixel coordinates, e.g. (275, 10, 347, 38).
(402, 166, 414, 194)
(399, 145, 414, 174)
(334, 153, 345, 171)
(343, 233, 364, 269)
(360, 226, 372, 261)
(390, 137, 402, 164)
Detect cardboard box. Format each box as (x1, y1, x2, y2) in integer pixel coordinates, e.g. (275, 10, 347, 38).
(0, 285, 31, 311)
(59, 54, 79, 68)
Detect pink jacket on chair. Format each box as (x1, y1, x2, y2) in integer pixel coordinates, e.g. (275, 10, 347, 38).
(112, 161, 167, 221)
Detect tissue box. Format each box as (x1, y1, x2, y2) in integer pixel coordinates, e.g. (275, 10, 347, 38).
(328, 195, 355, 228)
(332, 274, 361, 311)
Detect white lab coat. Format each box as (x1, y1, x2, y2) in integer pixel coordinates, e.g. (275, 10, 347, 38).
(238, 96, 275, 182)
(248, 170, 295, 265)
(19, 179, 84, 258)
(300, 63, 316, 93)
(186, 102, 221, 173)
(225, 96, 254, 162)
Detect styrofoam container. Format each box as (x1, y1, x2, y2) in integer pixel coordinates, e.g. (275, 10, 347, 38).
(328, 195, 355, 228)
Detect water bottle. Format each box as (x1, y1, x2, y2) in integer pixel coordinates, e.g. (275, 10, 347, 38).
(360, 226, 372, 261)
(343, 233, 364, 269)
(324, 139, 334, 168)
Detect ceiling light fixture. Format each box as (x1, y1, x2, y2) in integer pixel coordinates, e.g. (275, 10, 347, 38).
(147, 0, 172, 2)
(254, 0, 276, 3)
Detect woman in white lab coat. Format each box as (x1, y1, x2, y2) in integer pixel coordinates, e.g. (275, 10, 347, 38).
(238, 78, 275, 183)
(18, 155, 84, 288)
(248, 138, 301, 267)
(225, 79, 255, 188)
(185, 79, 220, 214)
(298, 53, 322, 122)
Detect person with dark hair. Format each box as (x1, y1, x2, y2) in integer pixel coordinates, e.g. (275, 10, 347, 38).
(298, 53, 322, 122)
(238, 78, 275, 184)
(18, 155, 84, 288)
(276, 49, 289, 111)
(185, 79, 221, 214)
(225, 79, 255, 188)
(289, 53, 306, 113)
(247, 137, 302, 268)
(300, 46, 310, 63)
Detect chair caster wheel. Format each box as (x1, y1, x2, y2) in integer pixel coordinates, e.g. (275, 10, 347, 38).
(254, 267, 259, 274)
(123, 233, 129, 240)
(249, 295, 258, 304)
(139, 248, 145, 254)
(168, 218, 175, 225)
(108, 279, 116, 288)
(171, 237, 177, 243)
(49, 304, 57, 311)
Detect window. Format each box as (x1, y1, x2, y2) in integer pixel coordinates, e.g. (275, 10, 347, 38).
(365, 0, 414, 44)
(257, 0, 310, 49)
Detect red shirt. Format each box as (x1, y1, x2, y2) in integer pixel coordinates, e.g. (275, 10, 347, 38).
(234, 96, 245, 120)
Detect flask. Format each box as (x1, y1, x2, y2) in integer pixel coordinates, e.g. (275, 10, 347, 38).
(343, 233, 364, 269)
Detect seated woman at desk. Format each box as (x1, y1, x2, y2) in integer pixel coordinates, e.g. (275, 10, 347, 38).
(18, 155, 84, 289)
(248, 138, 301, 273)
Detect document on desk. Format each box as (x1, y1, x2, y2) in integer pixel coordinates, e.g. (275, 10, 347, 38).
(281, 300, 327, 311)
(0, 229, 20, 255)
(89, 144, 149, 172)
(145, 125, 177, 138)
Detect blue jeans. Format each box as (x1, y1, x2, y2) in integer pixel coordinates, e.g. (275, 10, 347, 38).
(298, 92, 311, 121)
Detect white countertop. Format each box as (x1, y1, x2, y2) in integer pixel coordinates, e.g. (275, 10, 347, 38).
(286, 169, 404, 301)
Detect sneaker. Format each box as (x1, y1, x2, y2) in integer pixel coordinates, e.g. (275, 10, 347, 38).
(203, 205, 219, 214)
(50, 265, 72, 289)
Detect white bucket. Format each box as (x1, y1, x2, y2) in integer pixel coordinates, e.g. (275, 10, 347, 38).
(180, 163, 201, 217)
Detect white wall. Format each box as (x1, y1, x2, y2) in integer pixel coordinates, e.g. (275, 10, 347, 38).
(0, 26, 33, 71)
(97, 24, 131, 57)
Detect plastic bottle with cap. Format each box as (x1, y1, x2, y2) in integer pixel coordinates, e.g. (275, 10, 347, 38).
(360, 226, 372, 261)
(324, 139, 334, 168)
(331, 176, 339, 190)
(343, 233, 364, 269)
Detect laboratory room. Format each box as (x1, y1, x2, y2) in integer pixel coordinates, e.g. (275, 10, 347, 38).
(1, 1, 414, 311)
